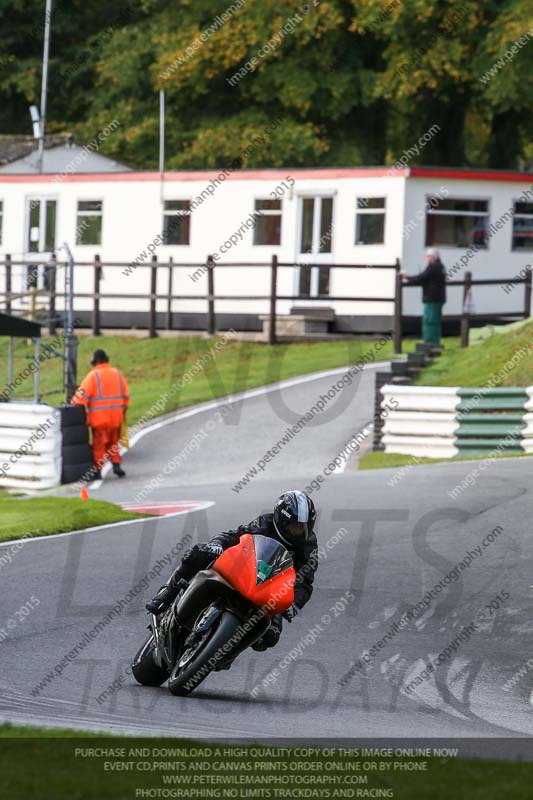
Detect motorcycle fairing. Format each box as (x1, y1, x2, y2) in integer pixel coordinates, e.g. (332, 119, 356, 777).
(212, 534, 295, 613)
(176, 569, 251, 629)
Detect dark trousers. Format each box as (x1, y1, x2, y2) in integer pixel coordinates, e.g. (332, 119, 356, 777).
(422, 302, 443, 344)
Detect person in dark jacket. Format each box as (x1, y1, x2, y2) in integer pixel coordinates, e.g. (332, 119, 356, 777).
(146, 490, 318, 653)
(402, 247, 447, 344)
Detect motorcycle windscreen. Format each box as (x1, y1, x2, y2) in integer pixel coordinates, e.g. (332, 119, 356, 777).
(213, 533, 295, 613)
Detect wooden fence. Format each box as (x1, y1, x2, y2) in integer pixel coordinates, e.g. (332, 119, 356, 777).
(0, 255, 531, 352)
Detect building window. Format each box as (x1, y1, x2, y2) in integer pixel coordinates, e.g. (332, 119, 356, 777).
(253, 199, 282, 245)
(512, 201, 533, 250)
(163, 200, 191, 245)
(76, 200, 103, 245)
(355, 197, 386, 244)
(426, 197, 489, 248)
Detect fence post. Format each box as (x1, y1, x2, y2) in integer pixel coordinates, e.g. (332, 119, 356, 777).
(207, 255, 215, 336)
(269, 254, 278, 346)
(524, 267, 532, 319)
(93, 255, 102, 336)
(48, 253, 57, 336)
(5, 253, 11, 316)
(166, 256, 173, 331)
(393, 259, 402, 354)
(29, 285, 37, 322)
(149, 255, 158, 338)
(460, 270, 472, 347)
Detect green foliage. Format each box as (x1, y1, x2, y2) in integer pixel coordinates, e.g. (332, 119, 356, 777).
(412, 320, 533, 388)
(0, 0, 531, 168)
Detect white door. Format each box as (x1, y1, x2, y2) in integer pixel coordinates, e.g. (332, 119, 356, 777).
(295, 195, 334, 301)
(25, 196, 57, 255)
(23, 196, 57, 292)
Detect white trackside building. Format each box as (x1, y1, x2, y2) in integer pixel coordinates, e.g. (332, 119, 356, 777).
(0, 165, 532, 332)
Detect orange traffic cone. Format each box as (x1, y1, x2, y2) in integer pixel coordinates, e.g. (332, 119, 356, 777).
(80, 486, 89, 501)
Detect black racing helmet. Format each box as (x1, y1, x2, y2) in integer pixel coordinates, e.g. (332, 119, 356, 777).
(273, 490, 316, 547)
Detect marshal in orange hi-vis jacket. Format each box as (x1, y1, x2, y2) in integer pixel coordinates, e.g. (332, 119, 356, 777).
(71, 349, 130, 479)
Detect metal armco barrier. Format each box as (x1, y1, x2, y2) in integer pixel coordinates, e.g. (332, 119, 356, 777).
(0, 402, 62, 489)
(380, 385, 531, 458)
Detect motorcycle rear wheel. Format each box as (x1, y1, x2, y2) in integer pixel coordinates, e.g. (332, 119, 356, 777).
(168, 610, 243, 696)
(132, 634, 169, 687)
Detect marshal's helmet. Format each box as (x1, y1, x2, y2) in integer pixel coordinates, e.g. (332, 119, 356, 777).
(273, 490, 316, 547)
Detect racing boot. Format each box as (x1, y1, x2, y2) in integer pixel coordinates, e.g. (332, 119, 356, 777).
(146, 573, 187, 614)
(251, 615, 283, 651)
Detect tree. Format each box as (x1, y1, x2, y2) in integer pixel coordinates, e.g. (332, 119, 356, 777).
(0, 0, 531, 169)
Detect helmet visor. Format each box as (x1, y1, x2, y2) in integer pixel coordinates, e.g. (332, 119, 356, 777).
(285, 520, 308, 543)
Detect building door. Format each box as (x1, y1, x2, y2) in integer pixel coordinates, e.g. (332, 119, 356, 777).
(295, 195, 334, 301)
(24, 196, 57, 292)
(26, 197, 57, 255)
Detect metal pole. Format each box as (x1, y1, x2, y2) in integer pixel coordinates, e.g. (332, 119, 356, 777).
(34, 338, 41, 402)
(149, 255, 157, 338)
(62, 242, 74, 336)
(166, 256, 173, 330)
(61, 242, 76, 398)
(159, 90, 165, 204)
(93, 254, 101, 336)
(48, 252, 57, 335)
(159, 90, 165, 174)
(207, 255, 215, 336)
(68, 249, 74, 336)
(37, 0, 53, 174)
(460, 271, 472, 347)
(393, 259, 402, 354)
(7, 337, 14, 401)
(269, 254, 278, 345)
(524, 267, 532, 318)
(5, 254, 11, 315)
(66, 335, 78, 401)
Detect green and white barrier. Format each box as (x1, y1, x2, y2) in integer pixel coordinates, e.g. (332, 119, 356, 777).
(381, 385, 531, 458)
(525, 388, 533, 454)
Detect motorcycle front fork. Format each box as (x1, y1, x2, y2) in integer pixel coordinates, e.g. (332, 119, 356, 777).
(224, 612, 271, 661)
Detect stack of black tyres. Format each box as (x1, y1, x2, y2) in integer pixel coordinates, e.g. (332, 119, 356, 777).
(60, 406, 94, 484)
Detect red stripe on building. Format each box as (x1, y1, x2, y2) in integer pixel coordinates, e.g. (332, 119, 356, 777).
(410, 167, 533, 184)
(1, 165, 531, 184)
(0, 167, 408, 183)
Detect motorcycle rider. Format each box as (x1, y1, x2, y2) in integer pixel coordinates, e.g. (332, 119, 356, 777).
(146, 490, 318, 652)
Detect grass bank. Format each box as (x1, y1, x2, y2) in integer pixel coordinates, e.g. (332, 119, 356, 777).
(413, 320, 533, 388)
(0, 334, 405, 427)
(358, 450, 529, 472)
(0, 497, 147, 543)
(0, 725, 530, 799)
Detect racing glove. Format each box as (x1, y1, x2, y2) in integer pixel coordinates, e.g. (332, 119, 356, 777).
(282, 604, 298, 623)
(201, 542, 224, 557)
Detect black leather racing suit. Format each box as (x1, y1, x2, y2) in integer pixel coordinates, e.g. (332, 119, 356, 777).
(155, 513, 318, 650)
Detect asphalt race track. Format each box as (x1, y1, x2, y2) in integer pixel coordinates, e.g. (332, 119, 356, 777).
(1, 363, 532, 752)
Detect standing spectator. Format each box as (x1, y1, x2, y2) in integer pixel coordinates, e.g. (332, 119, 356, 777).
(402, 248, 446, 344)
(71, 349, 130, 480)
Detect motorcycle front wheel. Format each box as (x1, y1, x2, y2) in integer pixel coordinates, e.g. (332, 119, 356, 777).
(167, 610, 243, 696)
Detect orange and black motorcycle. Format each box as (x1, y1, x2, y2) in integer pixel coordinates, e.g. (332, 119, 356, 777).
(131, 534, 295, 696)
